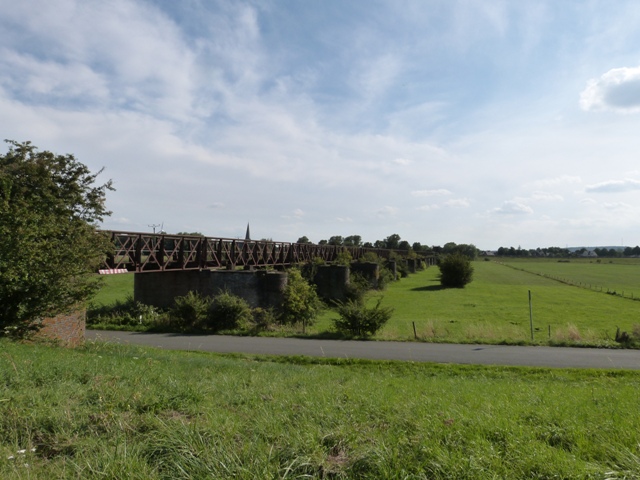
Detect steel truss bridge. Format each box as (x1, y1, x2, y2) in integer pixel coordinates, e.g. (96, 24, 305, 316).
(102, 230, 429, 273)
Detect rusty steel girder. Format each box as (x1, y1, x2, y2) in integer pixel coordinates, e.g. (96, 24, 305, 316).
(102, 230, 426, 273)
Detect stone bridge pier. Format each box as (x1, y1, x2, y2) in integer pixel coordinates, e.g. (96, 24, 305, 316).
(134, 269, 288, 309)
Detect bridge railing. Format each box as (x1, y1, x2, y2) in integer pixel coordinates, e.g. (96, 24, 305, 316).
(102, 230, 432, 273)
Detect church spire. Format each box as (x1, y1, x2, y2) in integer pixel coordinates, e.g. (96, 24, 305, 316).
(245, 222, 251, 241)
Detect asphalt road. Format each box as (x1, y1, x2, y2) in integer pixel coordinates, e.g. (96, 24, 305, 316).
(86, 330, 640, 370)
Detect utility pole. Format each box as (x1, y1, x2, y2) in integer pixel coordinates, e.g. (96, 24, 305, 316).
(148, 223, 161, 234)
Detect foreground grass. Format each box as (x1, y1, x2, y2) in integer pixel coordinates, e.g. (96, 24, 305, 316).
(1, 339, 640, 478)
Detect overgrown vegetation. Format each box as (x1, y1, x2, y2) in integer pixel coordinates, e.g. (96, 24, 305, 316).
(1, 340, 640, 478)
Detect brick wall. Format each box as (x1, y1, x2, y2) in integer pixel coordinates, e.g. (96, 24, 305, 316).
(35, 309, 86, 347)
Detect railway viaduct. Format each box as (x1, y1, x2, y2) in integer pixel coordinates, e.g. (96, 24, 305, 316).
(100, 230, 435, 309)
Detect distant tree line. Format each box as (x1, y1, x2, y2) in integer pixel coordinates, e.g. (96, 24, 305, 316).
(296, 234, 478, 260)
(495, 246, 640, 258)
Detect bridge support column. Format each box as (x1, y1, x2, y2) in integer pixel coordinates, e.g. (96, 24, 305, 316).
(134, 269, 287, 309)
(313, 265, 350, 302)
(350, 262, 380, 288)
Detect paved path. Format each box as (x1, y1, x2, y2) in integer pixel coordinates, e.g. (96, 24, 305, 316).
(86, 330, 640, 370)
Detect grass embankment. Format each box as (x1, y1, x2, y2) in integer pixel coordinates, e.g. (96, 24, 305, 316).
(2, 339, 639, 478)
(91, 260, 640, 346)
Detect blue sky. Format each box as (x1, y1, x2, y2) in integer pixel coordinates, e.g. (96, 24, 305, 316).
(3, 0, 640, 249)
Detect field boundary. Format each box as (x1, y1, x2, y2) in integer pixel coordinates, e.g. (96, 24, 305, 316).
(495, 260, 640, 302)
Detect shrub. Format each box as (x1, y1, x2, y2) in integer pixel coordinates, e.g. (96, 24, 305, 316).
(389, 252, 409, 278)
(345, 272, 371, 304)
(302, 256, 326, 282)
(170, 291, 212, 330)
(280, 269, 322, 326)
(334, 249, 353, 266)
(250, 307, 278, 331)
(333, 298, 393, 337)
(87, 296, 162, 328)
(438, 253, 474, 288)
(207, 291, 253, 331)
(377, 266, 395, 290)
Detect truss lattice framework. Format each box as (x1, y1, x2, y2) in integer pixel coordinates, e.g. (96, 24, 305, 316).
(103, 231, 408, 273)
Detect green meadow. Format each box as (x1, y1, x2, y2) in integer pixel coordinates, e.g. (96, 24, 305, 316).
(2, 339, 640, 479)
(91, 259, 640, 346)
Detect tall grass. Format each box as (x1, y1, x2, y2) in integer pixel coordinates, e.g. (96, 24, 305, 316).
(1, 339, 639, 478)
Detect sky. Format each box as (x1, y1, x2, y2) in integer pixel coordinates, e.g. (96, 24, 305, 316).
(3, 1, 640, 250)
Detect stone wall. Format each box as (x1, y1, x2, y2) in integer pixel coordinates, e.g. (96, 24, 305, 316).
(35, 309, 86, 347)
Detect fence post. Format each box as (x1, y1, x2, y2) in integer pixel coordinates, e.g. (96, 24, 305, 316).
(529, 290, 534, 341)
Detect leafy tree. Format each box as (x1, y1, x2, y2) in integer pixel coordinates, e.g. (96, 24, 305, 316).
(385, 233, 401, 250)
(279, 268, 321, 326)
(438, 253, 474, 288)
(318, 239, 328, 245)
(176, 231, 203, 236)
(296, 236, 311, 244)
(343, 235, 362, 247)
(0, 141, 113, 335)
(328, 235, 344, 246)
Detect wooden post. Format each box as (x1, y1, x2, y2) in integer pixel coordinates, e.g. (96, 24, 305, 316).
(529, 290, 534, 341)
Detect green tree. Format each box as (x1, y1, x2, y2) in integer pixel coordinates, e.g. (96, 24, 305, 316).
(296, 236, 311, 244)
(328, 235, 344, 246)
(385, 233, 401, 250)
(0, 141, 113, 335)
(343, 235, 362, 247)
(279, 269, 321, 326)
(438, 253, 474, 288)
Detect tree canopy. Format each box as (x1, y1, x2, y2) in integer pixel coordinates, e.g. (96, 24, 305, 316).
(0, 141, 113, 335)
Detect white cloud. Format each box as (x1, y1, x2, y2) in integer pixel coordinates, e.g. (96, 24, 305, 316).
(514, 191, 564, 203)
(281, 208, 305, 220)
(528, 176, 582, 188)
(603, 202, 632, 210)
(376, 206, 397, 217)
(580, 65, 640, 113)
(529, 191, 563, 202)
(416, 204, 440, 212)
(393, 158, 412, 166)
(442, 198, 470, 208)
(411, 189, 452, 197)
(585, 179, 640, 193)
(491, 201, 533, 215)
(336, 217, 353, 223)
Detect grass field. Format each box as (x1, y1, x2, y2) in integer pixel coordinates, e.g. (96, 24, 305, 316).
(499, 257, 640, 296)
(91, 260, 640, 346)
(1, 339, 639, 478)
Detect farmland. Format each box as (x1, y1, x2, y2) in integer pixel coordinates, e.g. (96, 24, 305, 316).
(91, 258, 640, 347)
